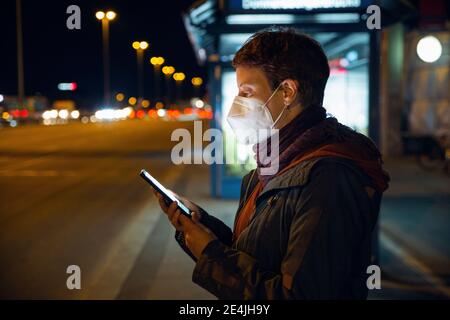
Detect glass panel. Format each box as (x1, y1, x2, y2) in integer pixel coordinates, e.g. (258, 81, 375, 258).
(322, 33, 369, 135)
(221, 70, 256, 177)
(219, 31, 370, 178)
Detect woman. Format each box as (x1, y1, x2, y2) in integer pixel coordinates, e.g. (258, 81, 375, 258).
(153, 28, 390, 299)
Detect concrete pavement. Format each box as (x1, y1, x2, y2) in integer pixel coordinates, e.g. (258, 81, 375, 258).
(0, 120, 220, 299)
(370, 157, 450, 299)
(0, 121, 448, 299)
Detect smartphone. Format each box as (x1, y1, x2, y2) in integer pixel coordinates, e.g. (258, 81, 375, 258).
(139, 169, 191, 217)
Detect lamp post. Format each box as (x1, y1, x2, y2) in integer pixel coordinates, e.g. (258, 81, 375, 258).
(132, 41, 149, 106)
(16, 0, 25, 109)
(173, 72, 186, 104)
(191, 77, 203, 98)
(162, 66, 175, 107)
(95, 10, 116, 107)
(150, 56, 165, 104)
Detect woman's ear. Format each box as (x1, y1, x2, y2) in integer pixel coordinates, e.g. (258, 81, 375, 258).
(281, 79, 299, 107)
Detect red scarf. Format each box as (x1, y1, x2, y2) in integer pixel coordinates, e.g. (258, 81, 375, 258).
(234, 108, 390, 241)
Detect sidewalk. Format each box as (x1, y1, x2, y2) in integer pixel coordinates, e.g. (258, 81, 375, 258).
(370, 157, 450, 300)
(142, 164, 238, 300)
(144, 157, 449, 300)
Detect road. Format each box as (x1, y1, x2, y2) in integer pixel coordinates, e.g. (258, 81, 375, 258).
(0, 120, 217, 299)
(0, 120, 448, 299)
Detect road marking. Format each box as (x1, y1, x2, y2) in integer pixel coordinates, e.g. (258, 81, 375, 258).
(0, 154, 55, 171)
(0, 170, 77, 177)
(115, 164, 188, 299)
(380, 226, 450, 298)
(78, 164, 186, 300)
(0, 170, 131, 177)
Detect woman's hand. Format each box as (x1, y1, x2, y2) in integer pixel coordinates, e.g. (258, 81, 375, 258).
(183, 211, 217, 259)
(152, 189, 217, 259)
(152, 189, 200, 230)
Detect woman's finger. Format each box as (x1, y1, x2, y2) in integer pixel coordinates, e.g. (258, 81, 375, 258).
(167, 189, 200, 213)
(157, 194, 169, 212)
(191, 211, 202, 223)
(170, 209, 184, 231)
(166, 201, 178, 219)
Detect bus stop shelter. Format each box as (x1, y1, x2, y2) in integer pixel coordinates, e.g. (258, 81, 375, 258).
(184, 0, 412, 198)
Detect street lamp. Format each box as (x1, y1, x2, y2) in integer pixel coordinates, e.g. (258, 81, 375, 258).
(162, 66, 175, 106)
(115, 92, 125, 102)
(416, 35, 442, 63)
(191, 77, 203, 98)
(96, 10, 116, 107)
(173, 72, 185, 103)
(173, 72, 186, 81)
(150, 56, 165, 103)
(132, 41, 149, 105)
(162, 66, 175, 76)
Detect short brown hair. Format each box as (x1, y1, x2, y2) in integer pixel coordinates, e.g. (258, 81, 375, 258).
(232, 27, 330, 107)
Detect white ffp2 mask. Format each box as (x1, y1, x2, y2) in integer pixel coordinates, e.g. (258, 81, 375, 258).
(226, 83, 288, 145)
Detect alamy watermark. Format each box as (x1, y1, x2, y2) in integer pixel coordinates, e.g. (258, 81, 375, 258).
(66, 5, 81, 30)
(66, 264, 81, 290)
(65, 4, 381, 31)
(366, 5, 381, 30)
(64, 263, 380, 291)
(170, 121, 280, 175)
(367, 264, 381, 290)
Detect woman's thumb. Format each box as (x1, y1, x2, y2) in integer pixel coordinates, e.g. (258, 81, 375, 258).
(191, 211, 202, 223)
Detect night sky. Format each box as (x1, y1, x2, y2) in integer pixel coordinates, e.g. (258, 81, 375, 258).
(0, 0, 203, 108)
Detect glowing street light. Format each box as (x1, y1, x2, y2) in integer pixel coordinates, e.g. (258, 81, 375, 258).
(173, 72, 185, 81)
(95, 9, 117, 106)
(115, 92, 125, 102)
(191, 77, 203, 86)
(162, 66, 175, 75)
(105, 11, 116, 20)
(417, 35, 442, 63)
(128, 97, 137, 105)
(139, 41, 149, 50)
(191, 77, 203, 98)
(173, 72, 185, 102)
(150, 56, 165, 66)
(162, 66, 175, 106)
(95, 11, 105, 20)
(151, 57, 165, 103)
(132, 41, 149, 50)
(132, 41, 140, 50)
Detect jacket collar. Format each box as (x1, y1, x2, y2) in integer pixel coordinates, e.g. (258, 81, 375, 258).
(256, 156, 367, 202)
(257, 157, 322, 201)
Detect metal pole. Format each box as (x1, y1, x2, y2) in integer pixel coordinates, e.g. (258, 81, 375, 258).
(369, 30, 381, 265)
(154, 65, 161, 102)
(165, 74, 171, 107)
(137, 50, 144, 105)
(16, 0, 25, 108)
(175, 81, 180, 103)
(102, 19, 110, 106)
(369, 31, 381, 147)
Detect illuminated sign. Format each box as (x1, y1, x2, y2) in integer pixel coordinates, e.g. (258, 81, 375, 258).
(57, 82, 77, 91)
(233, 0, 363, 10)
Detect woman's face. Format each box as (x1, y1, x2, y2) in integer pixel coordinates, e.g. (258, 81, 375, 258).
(236, 66, 299, 129)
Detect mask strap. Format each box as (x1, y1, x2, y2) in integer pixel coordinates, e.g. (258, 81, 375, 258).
(266, 82, 290, 128)
(271, 103, 289, 129)
(262, 82, 283, 109)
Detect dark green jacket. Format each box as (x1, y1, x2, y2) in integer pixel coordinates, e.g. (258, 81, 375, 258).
(176, 157, 382, 299)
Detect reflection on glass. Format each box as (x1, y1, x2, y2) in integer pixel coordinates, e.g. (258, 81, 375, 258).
(221, 70, 256, 177)
(324, 64, 369, 135)
(220, 32, 370, 178)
